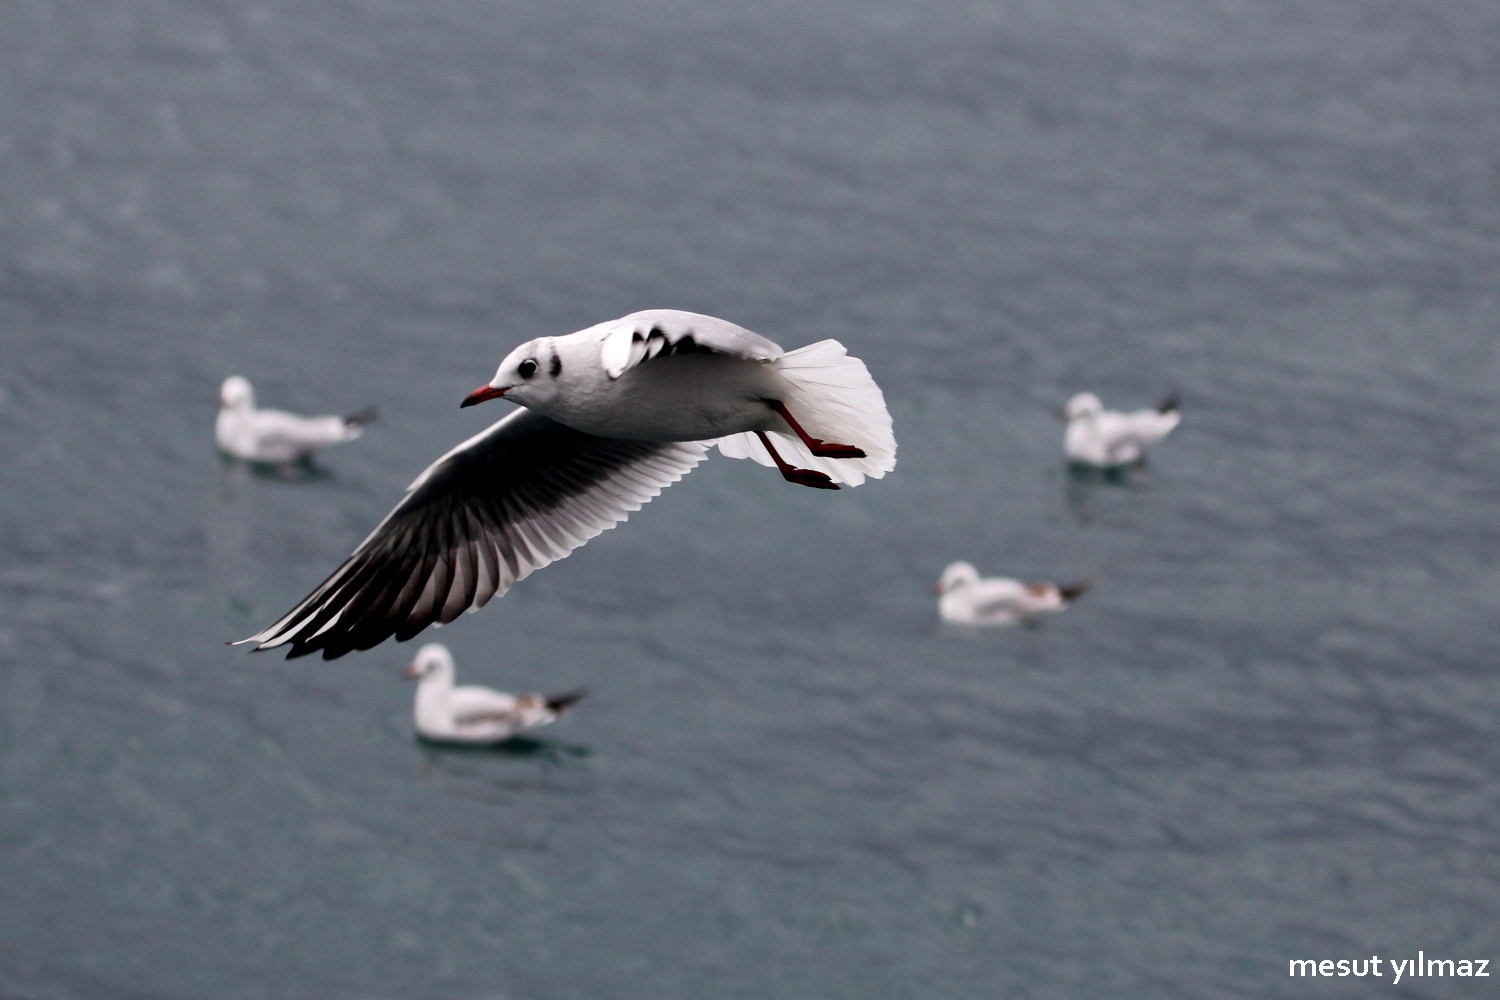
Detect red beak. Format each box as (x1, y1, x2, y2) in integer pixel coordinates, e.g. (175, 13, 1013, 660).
(460, 384, 507, 408)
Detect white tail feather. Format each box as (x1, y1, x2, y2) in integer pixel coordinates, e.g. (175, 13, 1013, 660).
(713, 340, 895, 487)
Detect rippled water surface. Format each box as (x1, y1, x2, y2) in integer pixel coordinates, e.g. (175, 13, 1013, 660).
(3, 1, 1498, 997)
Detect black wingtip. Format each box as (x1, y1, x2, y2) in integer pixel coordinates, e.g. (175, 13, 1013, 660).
(280, 642, 322, 660)
(1058, 579, 1094, 603)
(546, 689, 589, 715)
(1156, 394, 1181, 414)
(344, 407, 379, 428)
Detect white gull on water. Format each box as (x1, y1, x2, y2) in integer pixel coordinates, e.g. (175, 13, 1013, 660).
(216, 375, 376, 465)
(936, 561, 1091, 627)
(1060, 392, 1180, 469)
(403, 643, 585, 744)
(237, 309, 896, 659)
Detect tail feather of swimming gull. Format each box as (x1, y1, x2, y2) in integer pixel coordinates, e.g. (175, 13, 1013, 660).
(545, 689, 589, 714)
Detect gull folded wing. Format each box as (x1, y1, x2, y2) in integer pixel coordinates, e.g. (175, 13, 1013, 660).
(595, 309, 784, 379)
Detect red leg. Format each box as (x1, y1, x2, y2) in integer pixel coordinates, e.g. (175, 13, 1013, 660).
(763, 400, 867, 459)
(756, 432, 839, 490)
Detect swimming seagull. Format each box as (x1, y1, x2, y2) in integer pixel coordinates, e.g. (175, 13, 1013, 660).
(403, 642, 585, 744)
(216, 375, 377, 465)
(235, 309, 896, 659)
(1059, 392, 1180, 469)
(936, 561, 1091, 627)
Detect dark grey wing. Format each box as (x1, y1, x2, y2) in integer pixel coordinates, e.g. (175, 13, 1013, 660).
(237, 409, 709, 659)
(597, 309, 784, 378)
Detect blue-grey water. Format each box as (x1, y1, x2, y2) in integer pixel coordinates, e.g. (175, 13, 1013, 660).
(3, 1, 1498, 997)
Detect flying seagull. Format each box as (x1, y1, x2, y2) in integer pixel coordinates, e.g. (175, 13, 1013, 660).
(236, 309, 895, 659)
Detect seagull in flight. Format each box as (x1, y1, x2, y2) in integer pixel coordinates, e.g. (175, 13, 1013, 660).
(236, 309, 896, 659)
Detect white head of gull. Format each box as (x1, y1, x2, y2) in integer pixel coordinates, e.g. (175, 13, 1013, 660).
(403, 643, 585, 744)
(236, 309, 896, 658)
(216, 375, 376, 465)
(936, 561, 1091, 627)
(1059, 391, 1180, 468)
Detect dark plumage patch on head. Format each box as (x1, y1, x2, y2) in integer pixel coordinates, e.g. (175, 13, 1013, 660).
(548, 344, 562, 378)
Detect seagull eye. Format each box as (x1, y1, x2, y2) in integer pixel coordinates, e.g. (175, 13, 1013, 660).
(517, 359, 538, 379)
